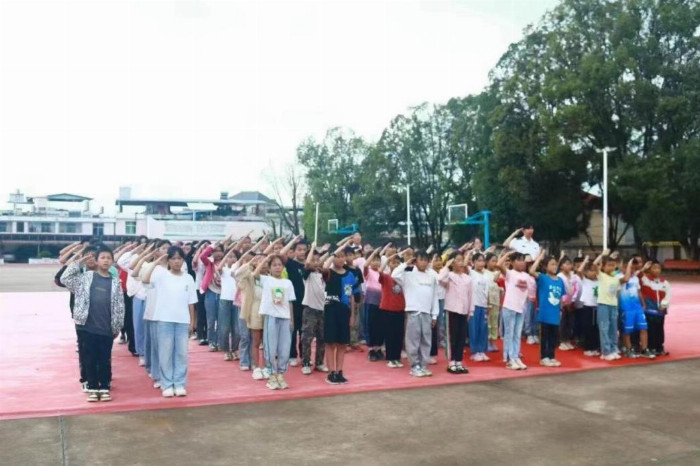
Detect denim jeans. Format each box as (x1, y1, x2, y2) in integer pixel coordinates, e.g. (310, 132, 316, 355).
(264, 316, 292, 374)
(238, 318, 252, 368)
(204, 290, 220, 347)
(502, 308, 524, 362)
(597, 304, 619, 356)
(218, 299, 240, 352)
(132, 297, 146, 356)
(523, 300, 538, 336)
(469, 305, 489, 354)
(156, 321, 189, 390)
(144, 319, 160, 381)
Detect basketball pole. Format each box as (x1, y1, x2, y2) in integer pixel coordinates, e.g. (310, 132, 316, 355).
(406, 185, 411, 246)
(314, 202, 319, 244)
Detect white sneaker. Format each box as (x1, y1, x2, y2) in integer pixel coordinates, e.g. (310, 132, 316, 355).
(138, 357, 146, 367)
(289, 358, 299, 367)
(566, 342, 575, 350)
(428, 357, 438, 365)
(583, 350, 594, 357)
(162, 387, 174, 398)
(526, 336, 536, 345)
(551, 359, 562, 367)
(266, 374, 281, 390)
(153, 381, 161, 389)
(480, 353, 491, 361)
(515, 358, 528, 370)
(558, 343, 570, 351)
(540, 358, 552, 366)
(174, 387, 187, 397)
(419, 367, 433, 377)
(409, 367, 423, 377)
(612, 353, 622, 360)
(506, 361, 519, 370)
(533, 336, 540, 344)
(262, 367, 271, 379)
(315, 364, 330, 373)
(239, 365, 251, 371)
(387, 360, 399, 368)
(252, 367, 264, 380)
(301, 365, 312, 375)
(603, 354, 616, 361)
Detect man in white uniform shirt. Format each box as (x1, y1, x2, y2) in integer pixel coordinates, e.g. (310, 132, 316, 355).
(504, 224, 541, 257)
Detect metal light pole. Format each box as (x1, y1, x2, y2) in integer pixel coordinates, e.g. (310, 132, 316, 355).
(406, 185, 411, 246)
(596, 147, 616, 250)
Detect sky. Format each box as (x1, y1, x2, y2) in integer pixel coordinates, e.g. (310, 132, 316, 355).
(0, 0, 560, 213)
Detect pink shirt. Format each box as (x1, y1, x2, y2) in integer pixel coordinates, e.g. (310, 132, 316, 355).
(527, 275, 537, 302)
(438, 268, 474, 315)
(503, 269, 530, 313)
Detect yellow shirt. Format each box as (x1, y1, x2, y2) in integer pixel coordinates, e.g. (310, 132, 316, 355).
(597, 272, 621, 306)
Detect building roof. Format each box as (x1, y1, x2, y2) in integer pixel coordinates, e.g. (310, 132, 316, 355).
(28, 193, 93, 202)
(115, 197, 267, 207)
(229, 191, 274, 204)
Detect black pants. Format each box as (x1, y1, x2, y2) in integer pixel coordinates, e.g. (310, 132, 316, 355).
(580, 306, 600, 351)
(647, 313, 666, 352)
(123, 292, 135, 354)
(430, 321, 439, 356)
(78, 330, 113, 390)
(382, 310, 405, 361)
(367, 304, 384, 347)
(540, 323, 558, 359)
(559, 307, 574, 343)
(196, 291, 207, 340)
(77, 329, 86, 383)
(290, 302, 304, 358)
(446, 311, 467, 363)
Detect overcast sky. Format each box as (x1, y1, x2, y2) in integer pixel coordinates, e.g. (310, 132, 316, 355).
(0, 0, 559, 212)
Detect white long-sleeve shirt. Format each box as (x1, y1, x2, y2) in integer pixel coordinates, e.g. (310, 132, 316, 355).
(391, 263, 440, 319)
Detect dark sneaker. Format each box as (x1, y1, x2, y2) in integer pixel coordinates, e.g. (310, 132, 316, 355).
(447, 364, 461, 374)
(368, 350, 378, 362)
(87, 390, 100, 402)
(337, 371, 348, 384)
(199, 340, 209, 346)
(326, 372, 341, 385)
(640, 348, 657, 359)
(376, 349, 385, 360)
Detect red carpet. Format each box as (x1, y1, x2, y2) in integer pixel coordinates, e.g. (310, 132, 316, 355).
(1, 283, 698, 420)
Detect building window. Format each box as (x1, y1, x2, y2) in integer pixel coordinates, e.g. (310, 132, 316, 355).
(0, 222, 7, 232)
(16, 222, 25, 233)
(92, 223, 104, 237)
(29, 222, 40, 233)
(59, 223, 80, 234)
(41, 222, 54, 233)
(125, 221, 136, 235)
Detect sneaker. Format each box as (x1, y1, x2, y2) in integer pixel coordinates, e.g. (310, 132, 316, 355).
(315, 364, 330, 373)
(162, 387, 175, 398)
(208, 344, 218, 352)
(533, 336, 540, 344)
(409, 367, 423, 377)
(174, 387, 187, 397)
(87, 390, 100, 402)
(262, 367, 271, 379)
(266, 374, 281, 390)
(138, 357, 146, 367)
(98, 390, 112, 402)
(289, 358, 300, 367)
(301, 364, 312, 375)
(419, 367, 433, 377)
(479, 353, 490, 361)
(81, 381, 89, 393)
(613, 353, 622, 360)
(199, 339, 209, 346)
(515, 358, 528, 370)
(592, 350, 601, 356)
(447, 364, 460, 374)
(540, 358, 552, 366)
(224, 352, 233, 361)
(190, 334, 198, 340)
(401, 351, 408, 359)
(640, 348, 656, 359)
(393, 360, 404, 368)
(277, 375, 289, 389)
(337, 371, 349, 384)
(487, 343, 499, 352)
(558, 343, 570, 351)
(252, 367, 264, 380)
(232, 351, 240, 361)
(153, 381, 161, 389)
(550, 359, 562, 367)
(325, 372, 340, 385)
(387, 360, 401, 368)
(603, 353, 616, 361)
(118, 335, 126, 344)
(583, 351, 595, 357)
(368, 350, 379, 362)
(456, 364, 469, 374)
(526, 335, 536, 345)
(506, 361, 519, 370)
(376, 349, 385, 360)
(428, 357, 438, 365)
(239, 365, 251, 371)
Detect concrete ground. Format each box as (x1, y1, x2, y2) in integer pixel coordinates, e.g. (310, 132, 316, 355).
(1, 265, 699, 465)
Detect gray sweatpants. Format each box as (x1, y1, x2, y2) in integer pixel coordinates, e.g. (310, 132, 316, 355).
(263, 316, 292, 374)
(405, 311, 432, 369)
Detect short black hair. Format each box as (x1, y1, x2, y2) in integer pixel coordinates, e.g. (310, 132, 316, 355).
(294, 241, 308, 251)
(95, 245, 114, 260)
(521, 223, 534, 229)
(343, 246, 355, 256)
(156, 239, 171, 248)
(415, 249, 430, 261)
(167, 246, 185, 260)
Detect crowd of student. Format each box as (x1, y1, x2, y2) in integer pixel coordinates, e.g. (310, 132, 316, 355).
(54, 224, 672, 403)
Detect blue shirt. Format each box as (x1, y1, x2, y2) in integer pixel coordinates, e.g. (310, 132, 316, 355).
(537, 274, 565, 325)
(324, 269, 358, 309)
(619, 275, 643, 313)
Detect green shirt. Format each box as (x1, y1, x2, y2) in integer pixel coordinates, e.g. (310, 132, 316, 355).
(597, 272, 621, 306)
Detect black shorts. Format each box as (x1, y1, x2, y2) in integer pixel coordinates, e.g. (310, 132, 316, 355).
(324, 303, 351, 345)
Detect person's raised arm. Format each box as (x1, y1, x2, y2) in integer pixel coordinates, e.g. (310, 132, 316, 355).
(529, 250, 545, 278)
(496, 250, 515, 275)
(390, 260, 409, 286)
(263, 237, 284, 255)
(593, 249, 610, 267)
(620, 259, 634, 284)
(363, 247, 381, 275)
(59, 243, 84, 265)
(114, 242, 136, 264)
(438, 258, 453, 287)
(503, 228, 523, 249)
(305, 242, 317, 267)
(142, 255, 167, 285)
(216, 247, 236, 273)
(60, 253, 92, 293)
(60, 241, 81, 256)
(279, 234, 304, 261)
(131, 250, 156, 278)
(200, 242, 216, 266)
(576, 255, 590, 277)
(252, 255, 268, 279)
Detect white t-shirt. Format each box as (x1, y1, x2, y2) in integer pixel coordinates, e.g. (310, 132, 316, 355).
(194, 261, 206, 291)
(503, 269, 530, 313)
(258, 275, 296, 319)
(150, 267, 198, 324)
(220, 265, 237, 301)
(469, 269, 491, 309)
(580, 277, 599, 307)
(302, 270, 326, 311)
(510, 237, 541, 257)
(141, 262, 159, 321)
(429, 268, 447, 300)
